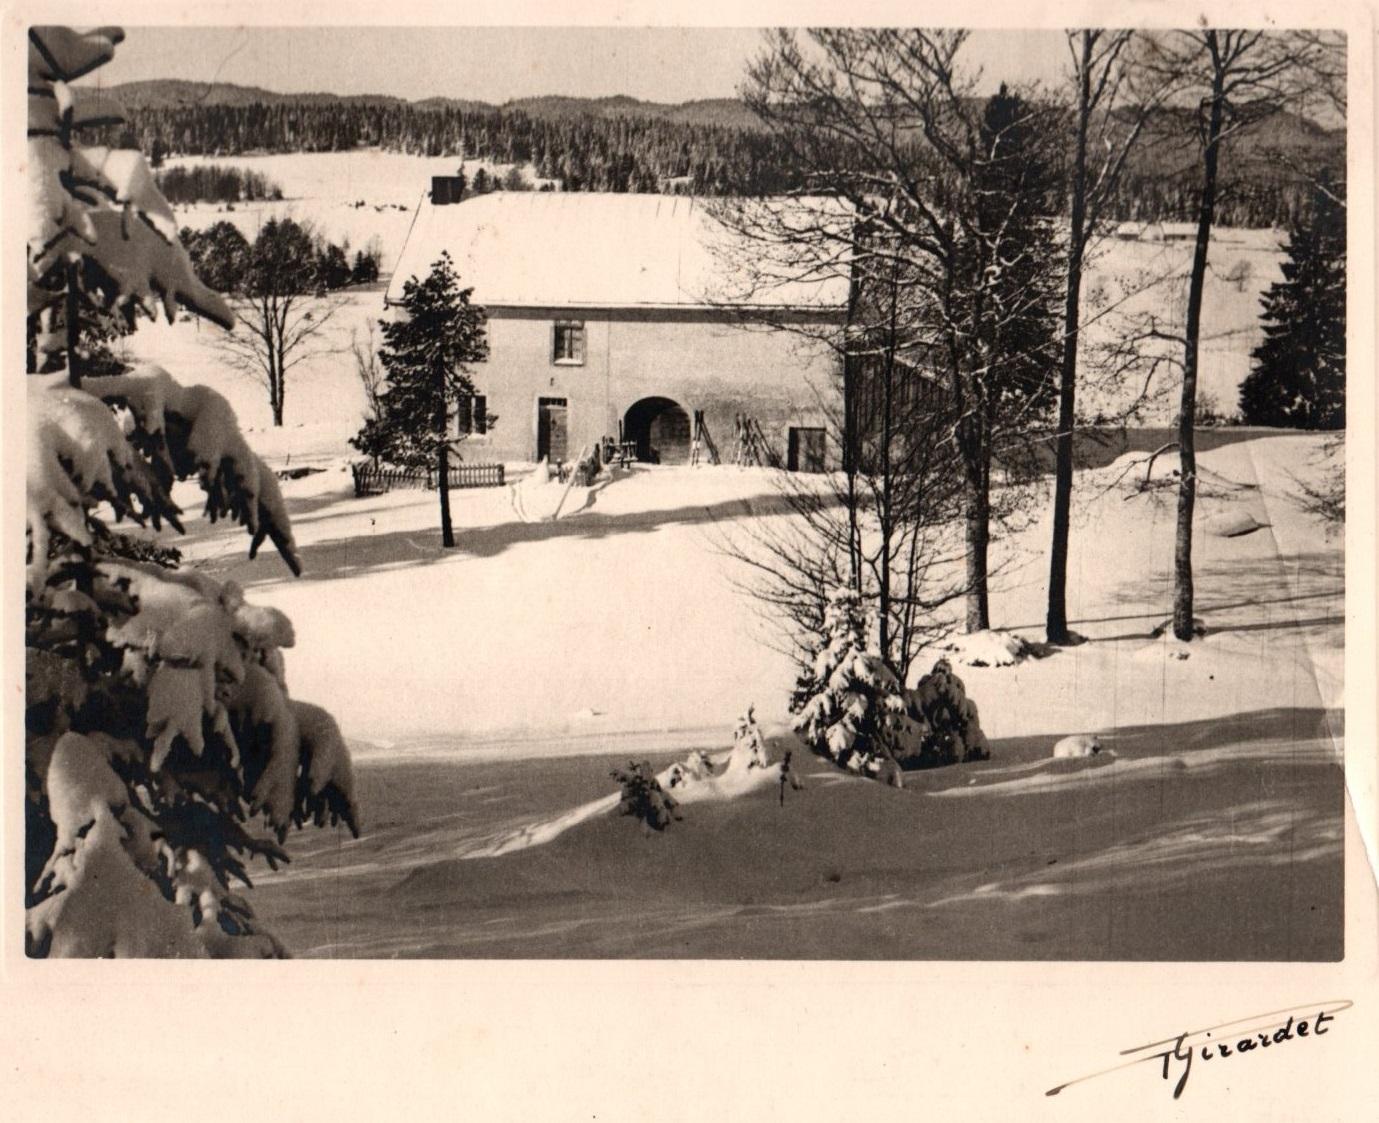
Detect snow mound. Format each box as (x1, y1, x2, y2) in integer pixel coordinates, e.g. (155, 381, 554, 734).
(941, 630, 1030, 668)
(464, 720, 786, 859)
(1206, 510, 1271, 538)
(1052, 734, 1102, 759)
(1101, 448, 1178, 486)
(512, 461, 592, 521)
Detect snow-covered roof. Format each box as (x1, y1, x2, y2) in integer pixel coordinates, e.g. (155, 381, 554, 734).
(385, 192, 852, 313)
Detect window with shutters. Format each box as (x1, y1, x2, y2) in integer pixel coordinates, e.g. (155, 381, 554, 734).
(456, 394, 488, 436)
(552, 321, 585, 365)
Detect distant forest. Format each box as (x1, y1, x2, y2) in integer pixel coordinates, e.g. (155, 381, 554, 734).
(155, 163, 284, 204)
(86, 83, 1344, 227)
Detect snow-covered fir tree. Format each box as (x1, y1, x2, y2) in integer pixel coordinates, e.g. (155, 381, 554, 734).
(350, 251, 490, 547)
(25, 26, 358, 957)
(1239, 173, 1346, 430)
(791, 589, 919, 782)
(725, 705, 771, 775)
(906, 659, 990, 768)
(791, 589, 990, 781)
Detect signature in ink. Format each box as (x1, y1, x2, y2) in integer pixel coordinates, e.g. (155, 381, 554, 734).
(1047, 999, 1352, 1100)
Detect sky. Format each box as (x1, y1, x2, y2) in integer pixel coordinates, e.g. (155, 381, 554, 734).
(82, 27, 1074, 105)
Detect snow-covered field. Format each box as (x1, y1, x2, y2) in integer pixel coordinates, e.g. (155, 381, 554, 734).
(170, 433, 1342, 758)
(151, 425, 1342, 960)
(1078, 228, 1287, 422)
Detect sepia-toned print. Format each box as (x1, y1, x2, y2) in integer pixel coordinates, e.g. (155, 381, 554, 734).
(23, 24, 1347, 961)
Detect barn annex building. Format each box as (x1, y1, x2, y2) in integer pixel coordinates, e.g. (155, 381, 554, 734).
(385, 189, 849, 470)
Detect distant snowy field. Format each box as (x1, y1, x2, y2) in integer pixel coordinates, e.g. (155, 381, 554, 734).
(163, 149, 540, 272)
(1077, 226, 1287, 422)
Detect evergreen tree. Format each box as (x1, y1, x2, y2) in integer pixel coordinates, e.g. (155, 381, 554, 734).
(25, 25, 356, 958)
(352, 253, 490, 547)
(1239, 176, 1345, 429)
(790, 589, 990, 781)
(315, 239, 352, 291)
(949, 82, 1064, 631)
(351, 246, 381, 284)
(181, 220, 249, 293)
(791, 589, 916, 783)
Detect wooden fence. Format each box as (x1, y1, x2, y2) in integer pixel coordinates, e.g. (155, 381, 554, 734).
(351, 460, 505, 497)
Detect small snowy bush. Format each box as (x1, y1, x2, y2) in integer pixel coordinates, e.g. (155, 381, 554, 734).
(611, 761, 682, 832)
(790, 590, 921, 783)
(726, 705, 771, 774)
(901, 658, 990, 768)
(792, 590, 990, 779)
(941, 629, 1029, 668)
(24, 26, 358, 958)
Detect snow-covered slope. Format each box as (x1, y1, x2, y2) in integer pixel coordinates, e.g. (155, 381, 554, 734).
(158, 432, 1342, 759)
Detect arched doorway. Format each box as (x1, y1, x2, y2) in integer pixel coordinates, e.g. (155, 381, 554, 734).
(623, 397, 692, 465)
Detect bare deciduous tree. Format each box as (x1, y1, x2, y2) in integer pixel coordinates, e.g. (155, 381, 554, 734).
(723, 29, 1065, 639)
(1045, 29, 1178, 645)
(720, 255, 970, 686)
(1139, 29, 1329, 641)
(214, 217, 346, 426)
(351, 320, 386, 454)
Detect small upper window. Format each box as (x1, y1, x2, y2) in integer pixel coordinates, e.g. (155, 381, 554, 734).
(553, 321, 585, 365)
(456, 394, 488, 436)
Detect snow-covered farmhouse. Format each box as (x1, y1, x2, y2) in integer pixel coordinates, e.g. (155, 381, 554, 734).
(385, 188, 849, 470)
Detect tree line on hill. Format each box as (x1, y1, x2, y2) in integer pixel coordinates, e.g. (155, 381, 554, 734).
(91, 85, 1341, 225)
(100, 99, 800, 195)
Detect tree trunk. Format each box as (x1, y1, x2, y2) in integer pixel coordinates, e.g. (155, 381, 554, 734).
(841, 354, 862, 595)
(436, 364, 455, 548)
(1046, 35, 1092, 646)
(271, 371, 284, 426)
(1174, 55, 1225, 642)
(964, 467, 990, 633)
(272, 344, 284, 426)
(266, 295, 285, 426)
(270, 362, 283, 426)
(65, 260, 82, 389)
(877, 271, 898, 665)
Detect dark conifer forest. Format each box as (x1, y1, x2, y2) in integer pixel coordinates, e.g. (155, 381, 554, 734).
(81, 81, 1343, 226)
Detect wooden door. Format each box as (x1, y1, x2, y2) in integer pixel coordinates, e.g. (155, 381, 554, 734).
(789, 427, 826, 473)
(537, 397, 569, 462)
